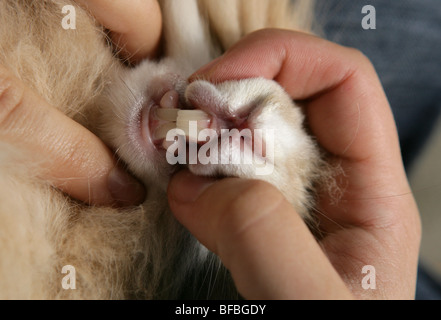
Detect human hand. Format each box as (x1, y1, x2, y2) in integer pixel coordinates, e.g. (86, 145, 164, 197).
(0, 64, 145, 206)
(167, 30, 421, 300)
(0, 1, 164, 206)
(74, 0, 162, 63)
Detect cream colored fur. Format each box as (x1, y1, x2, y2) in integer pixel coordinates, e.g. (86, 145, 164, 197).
(0, 0, 322, 299)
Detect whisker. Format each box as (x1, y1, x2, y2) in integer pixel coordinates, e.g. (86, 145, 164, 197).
(207, 257, 222, 299)
(196, 253, 215, 299)
(119, 75, 138, 102)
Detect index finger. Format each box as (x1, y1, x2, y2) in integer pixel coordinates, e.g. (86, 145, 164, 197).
(190, 29, 413, 225)
(74, 0, 162, 63)
(191, 29, 393, 160)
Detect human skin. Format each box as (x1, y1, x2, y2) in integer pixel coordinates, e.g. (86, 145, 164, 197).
(168, 29, 422, 300)
(75, 0, 162, 63)
(0, 0, 163, 206)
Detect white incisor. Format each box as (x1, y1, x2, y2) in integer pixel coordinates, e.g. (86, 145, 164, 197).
(156, 105, 211, 138)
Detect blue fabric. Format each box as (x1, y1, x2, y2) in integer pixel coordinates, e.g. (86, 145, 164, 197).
(315, 0, 441, 300)
(416, 265, 441, 300)
(315, 0, 441, 170)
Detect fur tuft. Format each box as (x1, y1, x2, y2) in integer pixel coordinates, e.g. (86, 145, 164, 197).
(0, 0, 319, 299)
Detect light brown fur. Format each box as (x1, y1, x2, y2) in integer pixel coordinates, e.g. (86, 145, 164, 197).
(0, 0, 320, 299)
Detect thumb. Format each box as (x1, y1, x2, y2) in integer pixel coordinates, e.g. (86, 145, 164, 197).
(0, 65, 145, 206)
(168, 170, 352, 300)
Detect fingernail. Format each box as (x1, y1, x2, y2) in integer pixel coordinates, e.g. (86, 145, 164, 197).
(108, 167, 146, 206)
(169, 170, 216, 204)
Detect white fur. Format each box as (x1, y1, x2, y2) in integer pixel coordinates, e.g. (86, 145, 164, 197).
(0, 0, 322, 299)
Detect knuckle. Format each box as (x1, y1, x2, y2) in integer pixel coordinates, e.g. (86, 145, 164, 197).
(0, 70, 25, 128)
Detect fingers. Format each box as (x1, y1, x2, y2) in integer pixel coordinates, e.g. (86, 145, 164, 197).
(168, 170, 353, 300)
(191, 29, 395, 160)
(74, 0, 162, 63)
(0, 65, 145, 206)
(190, 29, 413, 226)
(183, 29, 420, 300)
